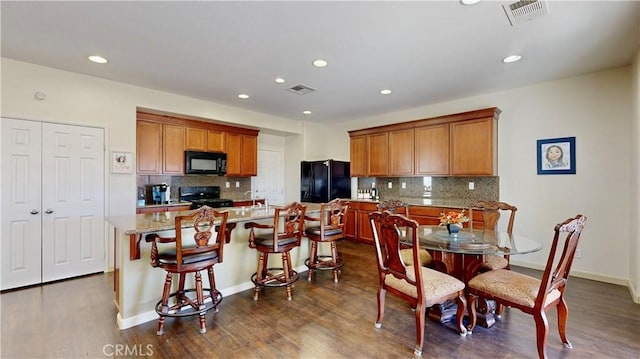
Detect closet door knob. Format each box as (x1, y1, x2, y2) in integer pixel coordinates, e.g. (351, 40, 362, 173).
(45, 209, 54, 214)
(30, 209, 39, 215)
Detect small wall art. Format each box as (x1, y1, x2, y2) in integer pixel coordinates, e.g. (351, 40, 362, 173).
(111, 151, 133, 174)
(537, 137, 576, 175)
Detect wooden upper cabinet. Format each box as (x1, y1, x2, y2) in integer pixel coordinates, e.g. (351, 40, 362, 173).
(226, 133, 241, 176)
(137, 111, 259, 176)
(185, 127, 207, 151)
(350, 136, 367, 177)
(162, 124, 185, 174)
(389, 128, 414, 176)
(137, 120, 162, 174)
(367, 132, 389, 176)
(415, 124, 449, 175)
(450, 117, 496, 175)
(348, 107, 500, 177)
(241, 134, 257, 176)
(206, 130, 225, 152)
(186, 127, 226, 153)
(226, 133, 257, 177)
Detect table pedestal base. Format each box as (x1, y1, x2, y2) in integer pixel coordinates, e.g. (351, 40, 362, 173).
(428, 299, 497, 328)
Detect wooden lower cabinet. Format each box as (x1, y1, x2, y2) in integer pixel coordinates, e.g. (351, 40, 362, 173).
(346, 201, 485, 244)
(136, 205, 191, 214)
(344, 206, 357, 240)
(356, 202, 378, 245)
(408, 205, 483, 228)
(233, 199, 264, 207)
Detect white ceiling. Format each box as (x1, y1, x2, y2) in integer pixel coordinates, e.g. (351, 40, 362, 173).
(1, 1, 638, 124)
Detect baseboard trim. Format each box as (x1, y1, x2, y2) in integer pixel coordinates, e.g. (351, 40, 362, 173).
(116, 264, 307, 330)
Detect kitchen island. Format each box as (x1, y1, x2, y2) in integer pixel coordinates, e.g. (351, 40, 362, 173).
(107, 203, 321, 330)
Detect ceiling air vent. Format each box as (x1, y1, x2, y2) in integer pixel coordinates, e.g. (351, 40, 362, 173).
(287, 84, 316, 95)
(502, 0, 549, 26)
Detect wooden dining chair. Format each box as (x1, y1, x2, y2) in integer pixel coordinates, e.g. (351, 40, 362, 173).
(245, 202, 307, 301)
(467, 214, 587, 359)
(145, 206, 229, 335)
(468, 200, 518, 271)
(369, 211, 467, 357)
(377, 200, 432, 267)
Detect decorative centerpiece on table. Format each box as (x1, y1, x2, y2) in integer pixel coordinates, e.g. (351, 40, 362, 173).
(439, 210, 469, 236)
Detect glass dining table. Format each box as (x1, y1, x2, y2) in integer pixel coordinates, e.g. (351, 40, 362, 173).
(415, 225, 542, 327)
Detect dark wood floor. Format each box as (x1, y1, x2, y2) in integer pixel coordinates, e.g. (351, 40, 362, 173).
(2, 240, 639, 358)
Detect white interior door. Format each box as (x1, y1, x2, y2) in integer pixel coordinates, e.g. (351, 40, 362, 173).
(1, 119, 43, 290)
(254, 147, 284, 205)
(41, 123, 105, 282)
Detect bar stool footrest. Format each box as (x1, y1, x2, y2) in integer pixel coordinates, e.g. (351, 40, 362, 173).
(155, 288, 223, 318)
(305, 255, 345, 270)
(251, 267, 299, 288)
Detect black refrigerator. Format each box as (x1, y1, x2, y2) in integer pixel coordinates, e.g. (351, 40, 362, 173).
(300, 160, 351, 203)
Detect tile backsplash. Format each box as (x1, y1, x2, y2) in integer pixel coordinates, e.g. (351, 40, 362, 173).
(357, 176, 499, 202)
(137, 175, 252, 201)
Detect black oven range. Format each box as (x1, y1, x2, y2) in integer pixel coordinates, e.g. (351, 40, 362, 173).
(179, 186, 234, 209)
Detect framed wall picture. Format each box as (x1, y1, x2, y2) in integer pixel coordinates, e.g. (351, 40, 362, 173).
(537, 137, 576, 175)
(111, 151, 133, 174)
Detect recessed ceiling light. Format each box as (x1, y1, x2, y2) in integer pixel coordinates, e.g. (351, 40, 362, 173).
(312, 59, 328, 68)
(275, 77, 285, 84)
(237, 93, 249, 99)
(502, 55, 522, 63)
(460, 0, 481, 5)
(88, 55, 107, 64)
(302, 110, 312, 115)
(380, 89, 392, 95)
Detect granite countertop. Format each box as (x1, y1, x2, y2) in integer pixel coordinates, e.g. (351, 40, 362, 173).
(348, 197, 476, 209)
(108, 202, 322, 235)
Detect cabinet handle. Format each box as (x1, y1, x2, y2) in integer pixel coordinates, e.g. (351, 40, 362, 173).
(30, 209, 39, 215)
(45, 209, 54, 214)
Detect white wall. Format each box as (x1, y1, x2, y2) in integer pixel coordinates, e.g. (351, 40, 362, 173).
(335, 66, 635, 287)
(631, 48, 640, 302)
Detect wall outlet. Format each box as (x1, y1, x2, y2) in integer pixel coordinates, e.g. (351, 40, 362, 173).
(575, 249, 582, 258)
(468, 182, 475, 190)
(225, 182, 230, 188)
(371, 182, 376, 188)
(235, 181, 240, 188)
(401, 182, 406, 189)
(387, 182, 392, 189)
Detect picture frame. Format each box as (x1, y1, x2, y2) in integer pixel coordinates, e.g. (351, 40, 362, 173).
(111, 151, 133, 174)
(537, 137, 576, 175)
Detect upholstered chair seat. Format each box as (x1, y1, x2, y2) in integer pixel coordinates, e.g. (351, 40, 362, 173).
(480, 255, 509, 271)
(384, 266, 465, 307)
(469, 269, 561, 308)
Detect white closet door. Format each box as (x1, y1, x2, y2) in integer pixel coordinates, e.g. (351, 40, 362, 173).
(41, 123, 105, 282)
(1, 119, 43, 290)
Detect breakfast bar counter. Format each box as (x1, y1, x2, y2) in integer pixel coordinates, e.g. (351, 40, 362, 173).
(107, 203, 321, 329)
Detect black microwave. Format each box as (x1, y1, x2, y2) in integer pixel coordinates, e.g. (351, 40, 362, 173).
(185, 151, 227, 175)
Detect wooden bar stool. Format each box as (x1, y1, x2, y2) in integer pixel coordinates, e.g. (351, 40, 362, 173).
(245, 202, 307, 301)
(304, 199, 349, 282)
(145, 206, 228, 335)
